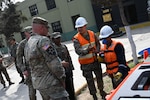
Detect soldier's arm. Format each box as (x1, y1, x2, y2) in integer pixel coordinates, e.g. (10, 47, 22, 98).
(64, 45, 74, 70)
(16, 40, 27, 72)
(38, 37, 66, 83)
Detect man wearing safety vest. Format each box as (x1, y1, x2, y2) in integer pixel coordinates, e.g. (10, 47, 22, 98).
(73, 17, 107, 100)
(99, 25, 130, 89)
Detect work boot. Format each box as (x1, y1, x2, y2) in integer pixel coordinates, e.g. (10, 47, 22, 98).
(9, 81, 14, 86)
(19, 79, 24, 84)
(92, 94, 98, 100)
(100, 91, 107, 100)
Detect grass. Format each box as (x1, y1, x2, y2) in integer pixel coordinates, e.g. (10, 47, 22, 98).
(127, 57, 144, 68)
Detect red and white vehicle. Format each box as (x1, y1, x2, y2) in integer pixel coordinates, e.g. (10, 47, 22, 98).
(106, 48, 150, 100)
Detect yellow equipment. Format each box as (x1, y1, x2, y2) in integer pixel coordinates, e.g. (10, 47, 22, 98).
(97, 55, 104, 63)
(113, 72, 122, 82)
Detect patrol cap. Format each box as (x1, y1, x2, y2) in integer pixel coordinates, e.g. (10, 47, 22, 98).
(32, 17, 50, 28)
(52, 32, 61, 38)
(24, 26, 32, 33)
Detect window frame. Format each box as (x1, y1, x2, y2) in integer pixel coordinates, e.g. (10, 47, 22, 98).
(29, 4, 38, 16)
(45, 0, 56, 10)
(51, 21, 63, 33)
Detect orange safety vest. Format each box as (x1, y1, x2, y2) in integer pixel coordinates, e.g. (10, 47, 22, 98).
(74, 30, 97, 64)
(101, 40, 122, 74)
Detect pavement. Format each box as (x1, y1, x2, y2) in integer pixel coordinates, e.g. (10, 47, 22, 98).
(0, 25, 150, 100)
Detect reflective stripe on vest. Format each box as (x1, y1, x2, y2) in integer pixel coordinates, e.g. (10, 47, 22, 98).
(101, 40, 122, 74)
(74, 30, 96, 64)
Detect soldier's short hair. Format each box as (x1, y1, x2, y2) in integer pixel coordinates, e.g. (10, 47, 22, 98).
(32, 17, 50, 28)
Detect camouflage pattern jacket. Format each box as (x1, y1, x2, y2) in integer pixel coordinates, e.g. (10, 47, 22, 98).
(16, 39, 28, 72)
(24, 34, 66, 90)
(54, 43, 74, 76)
(10, 42, 18, 59)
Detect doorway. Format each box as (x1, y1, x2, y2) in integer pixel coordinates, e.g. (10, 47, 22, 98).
(124, 4, 137, 24)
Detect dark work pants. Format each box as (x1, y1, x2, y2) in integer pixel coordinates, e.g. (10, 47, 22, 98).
(65, 71, 76, 100)
(81, 61, 104, 95)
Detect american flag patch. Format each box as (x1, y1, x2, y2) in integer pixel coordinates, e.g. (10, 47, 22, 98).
(42, 44, 50, 50)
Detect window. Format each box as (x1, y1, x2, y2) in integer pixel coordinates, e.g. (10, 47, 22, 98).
(51, 21, 63, 33)
(71, 14, 80, 29)
(29, 4, 38, 16)
(45, 0, 56, 10)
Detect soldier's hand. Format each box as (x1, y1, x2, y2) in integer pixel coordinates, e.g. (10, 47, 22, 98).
(61, 61, 69, 68)
(23, 70, 29, 77)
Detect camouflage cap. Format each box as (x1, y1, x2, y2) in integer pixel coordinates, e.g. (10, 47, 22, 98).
(52, 32, 61, 38)
(24, 26, 32, 33)
(32, 17, 50, 28)
(8, 37, 15, 42)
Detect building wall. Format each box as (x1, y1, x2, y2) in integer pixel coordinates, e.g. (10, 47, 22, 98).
(135, 0, 149, 22)
(16, 0, 97, 42)
(92, 0, 149, 30)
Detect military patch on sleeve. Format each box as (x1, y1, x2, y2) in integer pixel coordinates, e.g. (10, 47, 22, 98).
(42, 44, 50, 50)
(43, 44, 57, 55)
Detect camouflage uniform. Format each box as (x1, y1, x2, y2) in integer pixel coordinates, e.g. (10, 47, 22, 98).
(16, 37, 36, 100)
(52, 32, 76, 100)
(0, 55, 14, 88)
(9, 38, 24, 83)
(24, 16, 69, 100)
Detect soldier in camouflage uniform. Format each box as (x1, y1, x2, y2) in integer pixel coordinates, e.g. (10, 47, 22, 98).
(16, 26, 36, 100)
(24, 17, 69, 100)
(52, 32, 76, 100)
(0, 54, 14, 88)
(9, 38, 25, 84)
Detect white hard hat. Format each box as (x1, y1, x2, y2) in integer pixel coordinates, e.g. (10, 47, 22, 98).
(75, 17, 88, 28)
(99, 25, 114, 39)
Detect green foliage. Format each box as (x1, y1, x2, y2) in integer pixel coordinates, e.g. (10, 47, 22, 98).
(127, 57, 144, 68)
(0, 1, 27, 39)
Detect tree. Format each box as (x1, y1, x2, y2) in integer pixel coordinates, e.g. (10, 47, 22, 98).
(91, 0, 138, 64)
(0, 0, 27, 40)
